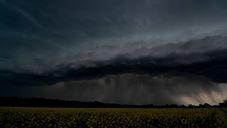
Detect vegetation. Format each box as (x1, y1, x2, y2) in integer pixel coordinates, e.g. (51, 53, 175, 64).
(0, 107, 226, 128)
(1, 97, 227, 108)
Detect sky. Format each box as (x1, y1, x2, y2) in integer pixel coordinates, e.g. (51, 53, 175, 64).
(0, 0, 227, 105)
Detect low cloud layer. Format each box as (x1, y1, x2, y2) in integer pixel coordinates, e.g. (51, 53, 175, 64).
(1, 74, 226, 105)
(1, 0, 227, 105)
(1, 37, 227, 87)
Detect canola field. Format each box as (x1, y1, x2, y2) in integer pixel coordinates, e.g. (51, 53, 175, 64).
(0, 107, 226, 128)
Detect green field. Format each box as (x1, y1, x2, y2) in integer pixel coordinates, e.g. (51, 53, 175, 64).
(0, 107, 226, 128)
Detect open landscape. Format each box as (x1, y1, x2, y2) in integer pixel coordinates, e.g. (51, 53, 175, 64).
(1, 0, 227, 127)
(0, 107, 227, 128)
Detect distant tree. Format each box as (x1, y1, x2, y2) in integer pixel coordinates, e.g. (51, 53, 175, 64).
(199, 103, 211, 108)
(188, 104, 195, 108)
(219, 100, 227, 107)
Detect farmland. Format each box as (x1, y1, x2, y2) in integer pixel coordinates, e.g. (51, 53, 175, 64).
(0, 107, 226, 128)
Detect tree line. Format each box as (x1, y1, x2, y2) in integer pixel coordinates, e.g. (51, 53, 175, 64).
(0, 97, 226, 108)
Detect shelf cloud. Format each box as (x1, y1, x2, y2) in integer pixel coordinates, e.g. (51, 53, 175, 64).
(0, 0, 227, 105)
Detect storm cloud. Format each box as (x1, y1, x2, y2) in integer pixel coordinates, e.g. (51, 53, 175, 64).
(0, 0, 227, 105)
(0, 74, 226, 105)
(1, 0, 227, 73)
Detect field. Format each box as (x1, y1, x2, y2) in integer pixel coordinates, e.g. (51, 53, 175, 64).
(0, 107, 227, 128)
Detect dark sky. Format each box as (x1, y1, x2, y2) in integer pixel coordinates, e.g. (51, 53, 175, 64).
(0, 0, 227, 105)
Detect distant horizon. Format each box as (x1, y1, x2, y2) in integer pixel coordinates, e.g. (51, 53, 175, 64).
(0, 96, 226, 106)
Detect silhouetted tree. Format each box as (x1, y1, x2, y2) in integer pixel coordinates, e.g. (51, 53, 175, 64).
(219, 100, 227, 107)
(199, 103, 211, 108)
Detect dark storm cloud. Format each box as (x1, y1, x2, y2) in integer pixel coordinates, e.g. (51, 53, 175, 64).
(0, 74, 226, 105)
(1, 0, 227, 104)
(60, 74, 224, 105)
(1, 0, 227, 73)
(1, 35, 227, 87)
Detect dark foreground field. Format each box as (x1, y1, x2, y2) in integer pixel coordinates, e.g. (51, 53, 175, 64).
(0, 107, 226, 128)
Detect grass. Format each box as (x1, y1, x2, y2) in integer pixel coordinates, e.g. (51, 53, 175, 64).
(0, 107, 226, 128)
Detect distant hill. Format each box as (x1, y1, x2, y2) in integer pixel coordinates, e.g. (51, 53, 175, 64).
(0, 97, 141, 108)
(0, 97, 226, 108)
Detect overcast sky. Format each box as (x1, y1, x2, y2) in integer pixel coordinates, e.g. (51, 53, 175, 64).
(0, 0, 227, 105)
